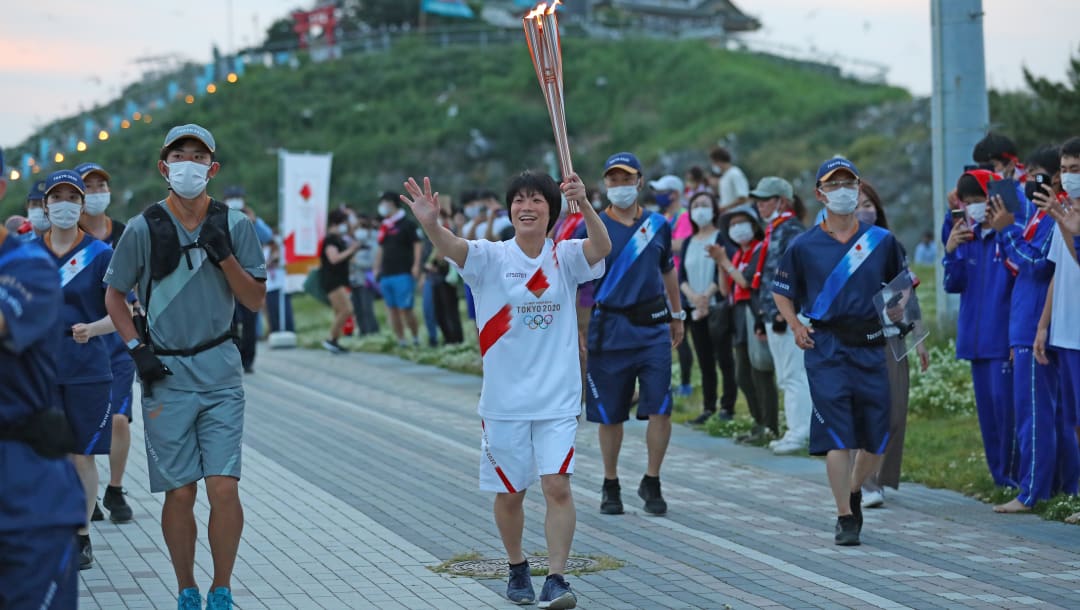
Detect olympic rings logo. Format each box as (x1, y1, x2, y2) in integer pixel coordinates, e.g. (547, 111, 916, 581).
(523, 314, 554, 330)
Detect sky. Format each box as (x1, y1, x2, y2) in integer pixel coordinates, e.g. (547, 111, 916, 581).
(1, 0, 1078, 148)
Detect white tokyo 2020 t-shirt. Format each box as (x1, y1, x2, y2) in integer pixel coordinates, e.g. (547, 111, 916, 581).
(455, 237, 604, 420)
(1048, 224, 1080, 350)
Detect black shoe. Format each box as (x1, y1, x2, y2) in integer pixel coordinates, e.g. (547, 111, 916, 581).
(638, 475, 667, 516)
(91, 501, 104, 522)
(834, 515, 860, 546)
(849, 490, 863, 534)
(689, 411, 715, 425)
(78, 535, 93, 570)
(243, 366, 255, 374)
(600, 478, 623, 515)
(103, 486, 133, 523)
(717, 410, 734, 421)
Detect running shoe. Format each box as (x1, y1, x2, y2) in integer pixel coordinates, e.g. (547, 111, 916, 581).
(538, 574, 577, 609)
(600, 478, 624, 515)
(103, 486, 133, 523)
(177, 588, 201, 610)
(638, 475, 667, 516)
(506, 561, 535, 605)
(206, 587, 233, 610)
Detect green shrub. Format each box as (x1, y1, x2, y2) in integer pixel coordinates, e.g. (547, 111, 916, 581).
(908, 339, 975, 417)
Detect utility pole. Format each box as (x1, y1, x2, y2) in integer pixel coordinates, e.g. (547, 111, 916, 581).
(930, 0, 988, 329)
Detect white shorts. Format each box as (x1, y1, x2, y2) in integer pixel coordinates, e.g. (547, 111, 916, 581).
(479, 417, 578, 493)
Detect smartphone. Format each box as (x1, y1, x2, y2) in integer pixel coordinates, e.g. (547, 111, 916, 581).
(950, 208, 967, 223)
(987, 179, 1021, 215)
(1025, 173, 1052, 202)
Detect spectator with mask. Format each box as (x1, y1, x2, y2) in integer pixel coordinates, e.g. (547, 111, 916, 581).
(751, 176, 812, 455)
(26, 180, 49, 236)
(683, 166, 710, 199)
(709, 147, 750, 211)
(913, 231, 936, 266)
(679, 191, 737, 424)
(714, 205, 779, 443)
(944, 169, 1018, 488)
(222, 186, 270, 372)
(264, 237, 295, 334)
(650, 174, 695, 397)
(973, 132, 1027, 183)
(375, 191, 423, 347)
(321, 209, 361, 353)
(348, 214, 380, 336)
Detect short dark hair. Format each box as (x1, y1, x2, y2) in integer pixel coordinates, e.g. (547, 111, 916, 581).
(973, 132, 1017, 164)
(709, 147, 732, 164)
(504, 171, 560, 233)
(1027, 145, 1062, 175)
(956, 174, 987, 200)
(328, 209, 349, 225)
(477, 189, 499, 202)
(379, 191, 401, 206)
(1060, 137, 1080, 160)
(686, 166, 707, 184)
(159, 137, 216, 162)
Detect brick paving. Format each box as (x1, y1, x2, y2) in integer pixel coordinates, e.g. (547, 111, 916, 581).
(81, 346, 1080, 609)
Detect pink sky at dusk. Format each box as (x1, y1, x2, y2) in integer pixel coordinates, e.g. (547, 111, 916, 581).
(2, 0, 1078, 147)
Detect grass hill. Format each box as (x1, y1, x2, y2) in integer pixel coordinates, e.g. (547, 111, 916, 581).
(3, 37, 917, 236)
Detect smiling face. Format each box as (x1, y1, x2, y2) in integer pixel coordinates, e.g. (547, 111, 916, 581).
(509, 188, 550, 238)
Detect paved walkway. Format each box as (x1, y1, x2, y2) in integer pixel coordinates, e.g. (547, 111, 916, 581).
(82, 347, 1080, 609)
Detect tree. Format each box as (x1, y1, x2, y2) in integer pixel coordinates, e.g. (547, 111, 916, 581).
(990, 50, 1080, 153)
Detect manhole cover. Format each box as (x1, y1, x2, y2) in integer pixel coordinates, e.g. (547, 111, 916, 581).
(444, 556, 598, 577)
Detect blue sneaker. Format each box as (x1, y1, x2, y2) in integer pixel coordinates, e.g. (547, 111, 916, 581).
(506, 561, 535, 605)
(538, 574, 576, 609)
(205, 587, 233, 610)
(177, 588, 201, 610)
(676, 384, 693, 397)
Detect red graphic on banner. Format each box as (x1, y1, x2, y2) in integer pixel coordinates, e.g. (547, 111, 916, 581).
(300, 183, 312, 200)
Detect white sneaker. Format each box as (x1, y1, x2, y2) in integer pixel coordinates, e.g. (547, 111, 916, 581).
(772, 439, 806, 455)
(861, 488, 885, 508)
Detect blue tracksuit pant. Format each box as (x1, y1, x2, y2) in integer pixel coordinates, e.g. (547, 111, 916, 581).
(972, 358, 1018, 488)
(1013, 348, 1080, 505)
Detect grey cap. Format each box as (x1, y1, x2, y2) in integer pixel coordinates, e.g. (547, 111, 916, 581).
(749, 176, 793, 200)
(162, 123, 216, 153)
(719, 204, 764, 239)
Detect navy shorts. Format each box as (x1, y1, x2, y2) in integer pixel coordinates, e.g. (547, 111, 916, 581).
(0, 526, 79, 610)
(804, 332, 891, 456)
(379, 273, 415, 309)
(110, 357, 136, 423)
(60, 382, 112, 455)
(585, 343, 673, 424)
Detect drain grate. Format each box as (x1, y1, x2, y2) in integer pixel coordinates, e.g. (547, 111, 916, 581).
(444, 556, 598, 577)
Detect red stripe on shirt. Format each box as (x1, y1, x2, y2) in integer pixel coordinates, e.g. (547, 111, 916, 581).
(559, 447, 575, 474)
(479, 304, 513, 357)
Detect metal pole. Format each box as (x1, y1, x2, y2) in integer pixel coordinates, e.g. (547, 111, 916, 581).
(930, 0, 988, 329)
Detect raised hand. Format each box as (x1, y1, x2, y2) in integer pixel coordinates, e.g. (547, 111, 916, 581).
(560, 173, 586, 212)
(986, 195, 1014, 232)
(400, 177, 441, 228)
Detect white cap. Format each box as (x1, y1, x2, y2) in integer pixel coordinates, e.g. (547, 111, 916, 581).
(648, 175, 684, 193)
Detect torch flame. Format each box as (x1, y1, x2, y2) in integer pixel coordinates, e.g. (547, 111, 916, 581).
(525, 0, 561, 20)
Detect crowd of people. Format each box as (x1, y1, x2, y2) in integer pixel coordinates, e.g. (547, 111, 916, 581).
(4, 123, 1080, 609)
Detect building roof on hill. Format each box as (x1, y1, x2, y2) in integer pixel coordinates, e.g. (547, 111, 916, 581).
(603, 0, 760, 32)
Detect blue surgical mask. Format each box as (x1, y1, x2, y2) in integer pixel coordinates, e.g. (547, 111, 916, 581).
(654, 192, 673, 209)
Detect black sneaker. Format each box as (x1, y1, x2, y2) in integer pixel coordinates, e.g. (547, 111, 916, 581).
(689, 411, 715, 425)
(78, 535, 93, 570)
(600, 478, 623, 515)
(103, 486, 133, 523)
(505, 560, 535, 605)
(91, 501, 104, 522)
(638, 475, 667, 516)
(835, 515, 860, 546)
(849, 490, 863, 534)
(321, 339, 348, 354)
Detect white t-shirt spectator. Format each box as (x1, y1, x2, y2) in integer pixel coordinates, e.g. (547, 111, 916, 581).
(718, 165, 750, 208)
(1048, 224, 1080, 350)
(914, 240, 937, 266)
(456, 238, 604, 420)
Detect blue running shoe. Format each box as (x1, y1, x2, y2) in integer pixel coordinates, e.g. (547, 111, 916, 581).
(676, 384, 693, 397)
(206, 587, 233, 610)
(538, 574, 576, 609)
(177, 588, 201, 610)
(506, 561, 535, 605)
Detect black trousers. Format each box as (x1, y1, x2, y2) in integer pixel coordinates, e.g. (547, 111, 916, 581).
(433, 281, 464, 344)
(687, 315, 736, 414)
(233, 304, 258, 370)
(734, 342, 779, 435)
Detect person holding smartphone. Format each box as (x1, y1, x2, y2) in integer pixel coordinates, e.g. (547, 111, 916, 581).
(943, 169, 1019, 490)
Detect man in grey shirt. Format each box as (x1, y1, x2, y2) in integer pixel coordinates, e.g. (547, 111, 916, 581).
(104, 124, 265, 610)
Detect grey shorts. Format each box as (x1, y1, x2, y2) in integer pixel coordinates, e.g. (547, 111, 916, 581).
(141, 384, 245, 493)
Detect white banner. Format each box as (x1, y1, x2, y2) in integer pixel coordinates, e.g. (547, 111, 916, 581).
(279, 150, 333, 263)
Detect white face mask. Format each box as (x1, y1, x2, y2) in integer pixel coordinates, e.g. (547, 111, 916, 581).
(166, 161, 210, 199)
(764, 209, 779, 222)
(591, 198, 604, 210)
(28, 207, 50, 231)
(1061, 173, 1080, 200)
(225, 197, 245, 210)
(84, 192, 111, 216)
(47, 201, 83, 230)
(823, 187, 859, 215)
(354, 228, 370, 240)
(690, 207, 714, 226)
(378, 202, 394, 217)
(965, 202, 988, 224)
(337, 223, 349, 234)
(606, 185, 638, 209)
(728, 221, 755, 245)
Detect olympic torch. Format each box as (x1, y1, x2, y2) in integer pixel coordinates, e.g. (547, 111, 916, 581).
(523, 1, 578, 213)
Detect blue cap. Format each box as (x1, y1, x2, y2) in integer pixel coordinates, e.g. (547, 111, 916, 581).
(603, 152, 642, 176)
(44, 170, 86, 197)
(223, 185, 245, 198)
(163, 123, 216, 153)
(74, 162, 111, 181)
(27, 180, 47, 201)
(816, 157, 860, 184)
